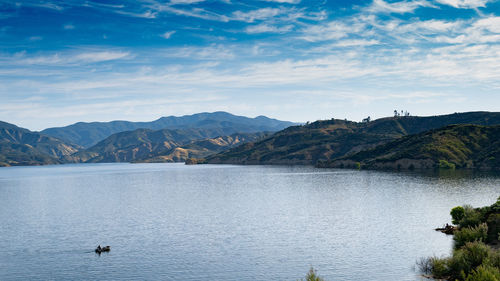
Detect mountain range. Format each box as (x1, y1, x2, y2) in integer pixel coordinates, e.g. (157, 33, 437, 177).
(1, 111, 500, 170)
(0, 121, 80, 166)
(70, 129, 268, 163)
(0, 112, 290, 166)
(41, 111, 295, 148)
(205, 112, 500, 167)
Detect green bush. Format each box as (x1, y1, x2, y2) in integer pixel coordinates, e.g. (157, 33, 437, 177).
(417, 256, 450, 278)
(439, 159, 456, 169)
(465, 264, 500, 281)
(454, 223, 488, 248)
(486, 213, 500, 242)
(459, 206, 484, 228)
(448, 241, 493, 280)
(452, 206, 466, 225)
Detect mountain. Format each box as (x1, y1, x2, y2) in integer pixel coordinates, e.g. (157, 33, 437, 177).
(319, 124, 500, 170)
(205, 112, 500, 165)
(0, 121, 80, 166)
(70, 127, 268, 163)
(141, 132, 268, 163)
(42, 112, 296, 148)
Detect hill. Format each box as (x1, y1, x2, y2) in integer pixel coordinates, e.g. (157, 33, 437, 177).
(0, 121, 80, 166)
(319, 124, 500, 170)
(42, 112, 296, 148)
(205, 112, 500, 165)
(70, 127, 267, 163)
(141, 132, 268, 163)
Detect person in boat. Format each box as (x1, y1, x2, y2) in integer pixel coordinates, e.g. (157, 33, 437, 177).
(97, 245, 101, 251)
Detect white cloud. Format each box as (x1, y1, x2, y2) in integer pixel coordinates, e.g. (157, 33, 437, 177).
(170, 0, 206, 4)
(8, 51, 131, 66)
(365, 0, 435, 14)
(262, 0, 301, 3)
(245, 24, 294, 34)
(160, 45, 235, 60)
(435, 0, 493, 8)
(232, 8, 285, 22)
(63, 23, 75, 30)
(299, 21, 364, 42)
(161, 31, 176, 39)
(473, 16, 500, 33)
(114, 10, 158, 18)
(334, 39, 381, 47)
(153, 4, 229, 21)
(28, 36, 43, 41)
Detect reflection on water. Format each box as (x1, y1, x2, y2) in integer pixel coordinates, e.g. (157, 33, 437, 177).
(0, 163, 498, 281)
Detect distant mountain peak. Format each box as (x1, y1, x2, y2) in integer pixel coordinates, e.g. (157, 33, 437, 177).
(42, 112, 296, 148)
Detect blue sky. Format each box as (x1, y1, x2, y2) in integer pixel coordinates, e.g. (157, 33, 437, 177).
(0, 0, 499, 130)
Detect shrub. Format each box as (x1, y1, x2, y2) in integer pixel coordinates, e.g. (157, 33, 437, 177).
(452, 206, 466, 225)
(459, 206, 484, 228)
(454, 223, 488, 249)
(439, 159, 456, 169)
(465, 264, 500, 281)
(448, 241, 493, 279)
(355, 162, 361, 170)
(486, 213, 500, 242)
(417, 256, 450, 278)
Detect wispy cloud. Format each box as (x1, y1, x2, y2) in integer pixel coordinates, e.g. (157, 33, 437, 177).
(28, 36, 43, 41)
(245, 24, 294, 34)
(161, 31, 176, 39)
(170, 0, 206, 4)
(261, 0, 301, 3)
(298, 20, 363, 42)
(63, 23, 75, 30)
(5, 50, 132, 66)
(435, 0, 493, 9)
(152, 4, 229, 21)
(365, 0, 435, 14)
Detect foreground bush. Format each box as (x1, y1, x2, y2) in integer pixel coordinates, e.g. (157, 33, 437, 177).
(454, 223, 488, 248)
(420, 241, 499, 280)
(465, 264, 500, 281)
(459, 205, 484, 228)
(420, 197, 500, 280)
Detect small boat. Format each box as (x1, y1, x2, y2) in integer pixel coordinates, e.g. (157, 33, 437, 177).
(95, 245, 111, 253)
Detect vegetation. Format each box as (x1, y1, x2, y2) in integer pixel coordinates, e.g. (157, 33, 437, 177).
(419, 197, 500, 280)
(3, 111, 500, 167)
(453, 223, 488, 248)
(0, 121, 80, 166)
(452, 206, 466, 224)
(323, 124, 500, 171)
(439, 159, 456, 170)
(208, 111, 500, 166)
(71, 130, 268, 163)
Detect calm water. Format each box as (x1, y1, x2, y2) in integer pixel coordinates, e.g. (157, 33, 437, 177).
(0, 163, 499, 281)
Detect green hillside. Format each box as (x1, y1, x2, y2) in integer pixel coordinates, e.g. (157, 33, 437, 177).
(206, 112, 500, 165)
(319, 124, 500, 170)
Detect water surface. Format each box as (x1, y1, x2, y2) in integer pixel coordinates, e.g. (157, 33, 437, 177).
(0, 163, 498, 280)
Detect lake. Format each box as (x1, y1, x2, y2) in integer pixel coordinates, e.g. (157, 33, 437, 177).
(0, 163, 498, 280)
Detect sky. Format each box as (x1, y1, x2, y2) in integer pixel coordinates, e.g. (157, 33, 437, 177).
(0, 0, 499, 130)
